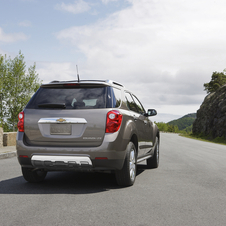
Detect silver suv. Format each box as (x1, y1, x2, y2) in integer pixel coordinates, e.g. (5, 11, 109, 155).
(17, 80, 159, 187)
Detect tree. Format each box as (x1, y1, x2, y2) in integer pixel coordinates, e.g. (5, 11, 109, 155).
(204, 71, 226, 94)
(0, 54, 7, 128)
(0, 51, 42, 131)
(155, 122, 168, 131)
(167, 124, 179, 133)
(155, 122, 179, 133)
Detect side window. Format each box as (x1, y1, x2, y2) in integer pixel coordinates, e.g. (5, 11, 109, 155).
(112, 88, 122, 108)
(106, 86, 112, 108)
(132, 95, 145, 114)
(125, 92, 137, 112)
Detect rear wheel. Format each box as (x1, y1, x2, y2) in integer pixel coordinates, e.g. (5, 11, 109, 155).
(22, 167, 47, 183)
(147, 137, 159, 169)
(115, 142, 137, 187)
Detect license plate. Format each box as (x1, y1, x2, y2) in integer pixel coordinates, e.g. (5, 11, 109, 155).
(50, 124, 72, 135)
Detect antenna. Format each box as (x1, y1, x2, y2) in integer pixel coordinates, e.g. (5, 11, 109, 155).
(76, 65, 80, 82)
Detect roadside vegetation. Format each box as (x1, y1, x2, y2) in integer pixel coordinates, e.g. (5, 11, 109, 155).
(181, 133, 226, 145)
(203, 69, 226, 94)
(155, 113, 195, 135)
(156, 121, 226, 145)
(0, 51, 41, 132)
(155, 122, 192, 134)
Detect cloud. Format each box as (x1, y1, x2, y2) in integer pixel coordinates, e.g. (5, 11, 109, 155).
(19, 0, 36, 2)
(54, 0, 226, 118)
(55, 0, 91, 14)
(37, 62, 78, 83)
(56, 0, 226, 69)
(0, 27, 28, 43)
(19, 20, 32, 27)
(101, 0, 119, 4)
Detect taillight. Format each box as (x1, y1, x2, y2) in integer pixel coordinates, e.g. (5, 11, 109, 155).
(17, 111, 24, 132)
(106, 110, 122, 133)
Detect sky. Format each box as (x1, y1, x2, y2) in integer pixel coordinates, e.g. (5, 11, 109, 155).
(1, 0, 226, 122)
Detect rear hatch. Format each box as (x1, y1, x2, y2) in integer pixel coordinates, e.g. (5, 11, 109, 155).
(24, 82, 112, 147)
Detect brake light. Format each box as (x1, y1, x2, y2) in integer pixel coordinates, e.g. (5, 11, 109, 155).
(17, 111, 24, 132)
(63, 83, 80, 87)
(95, 157, 108, 160)
(106, 110, 122, 133)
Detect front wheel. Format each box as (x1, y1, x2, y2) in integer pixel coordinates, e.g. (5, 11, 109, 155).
(22, 167, 47, 183)
(147, 137, 159, 169)
(115, 142, 137, 187)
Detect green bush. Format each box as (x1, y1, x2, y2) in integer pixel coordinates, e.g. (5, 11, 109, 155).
(155, 122, 180, 133)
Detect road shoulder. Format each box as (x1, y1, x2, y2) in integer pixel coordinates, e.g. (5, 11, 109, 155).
(0, 146, 16, 159)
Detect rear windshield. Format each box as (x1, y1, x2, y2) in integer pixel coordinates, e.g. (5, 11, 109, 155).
(26, 86, 120, 109)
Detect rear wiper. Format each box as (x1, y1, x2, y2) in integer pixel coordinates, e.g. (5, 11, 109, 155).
(38, 103, 66, 109)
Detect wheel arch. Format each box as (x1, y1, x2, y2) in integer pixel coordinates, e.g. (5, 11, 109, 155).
(130, 134, 138, 157)
(153, 124, 160, 146)
(156, 130, 160, 144)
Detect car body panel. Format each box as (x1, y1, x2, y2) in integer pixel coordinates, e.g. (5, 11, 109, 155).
(16, 80, 159, 172)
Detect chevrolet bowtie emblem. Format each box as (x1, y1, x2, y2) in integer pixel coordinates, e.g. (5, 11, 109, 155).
(56, 118, 66, 123)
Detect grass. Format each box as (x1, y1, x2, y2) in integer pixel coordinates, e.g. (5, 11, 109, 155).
(180, 133, 226, 146)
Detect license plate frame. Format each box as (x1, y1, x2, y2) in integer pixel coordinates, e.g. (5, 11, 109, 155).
(50, 124, 72, 135)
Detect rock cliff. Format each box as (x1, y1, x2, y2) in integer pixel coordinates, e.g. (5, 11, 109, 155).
(192, 84, 226, 139)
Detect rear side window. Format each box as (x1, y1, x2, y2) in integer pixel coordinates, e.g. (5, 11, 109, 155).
(112, 88, 122, 108)
(26, 87, 108, 109)
(105, 87, 121, 108)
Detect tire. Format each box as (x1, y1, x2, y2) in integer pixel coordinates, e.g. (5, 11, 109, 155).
(22, 167, 47, 183)
(147, 137, 159, 169)
(115, 141, 137, 187)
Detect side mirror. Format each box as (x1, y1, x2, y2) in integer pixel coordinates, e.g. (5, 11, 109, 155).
(145, 109, 157, 117)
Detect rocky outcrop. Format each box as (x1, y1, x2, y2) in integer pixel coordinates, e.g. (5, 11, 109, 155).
(192, 84, 226, 139)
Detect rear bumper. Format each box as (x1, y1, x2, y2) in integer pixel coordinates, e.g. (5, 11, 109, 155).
(16, 132, 128, 171)
(18, 155, 124, 171)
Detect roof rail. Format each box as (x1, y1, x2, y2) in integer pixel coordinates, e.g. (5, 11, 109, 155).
(106, 80, 124, 87)
(48, 79, 124, 87)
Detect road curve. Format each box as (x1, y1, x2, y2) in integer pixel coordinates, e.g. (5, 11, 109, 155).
(0, 133, 226, 226)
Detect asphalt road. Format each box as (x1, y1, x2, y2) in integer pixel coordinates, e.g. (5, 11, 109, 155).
(0, 133, 226, 226)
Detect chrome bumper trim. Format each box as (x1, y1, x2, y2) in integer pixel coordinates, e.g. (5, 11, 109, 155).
(31, 155, 92, 168)
(38, 118, 87, 124)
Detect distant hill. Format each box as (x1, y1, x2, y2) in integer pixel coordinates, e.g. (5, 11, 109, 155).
(168, 113, 196, 130)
